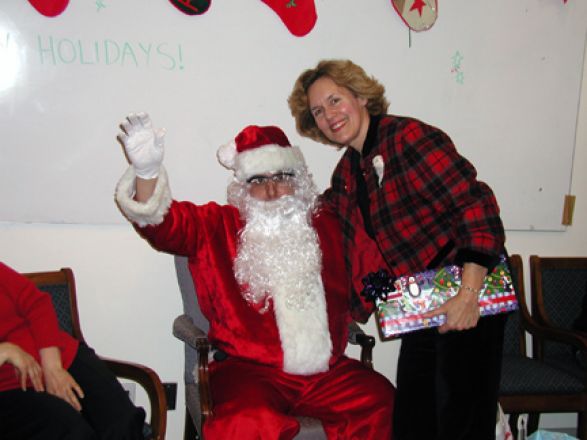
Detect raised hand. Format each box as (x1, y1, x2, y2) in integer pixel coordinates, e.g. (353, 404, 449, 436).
(118, 112, 166, 179)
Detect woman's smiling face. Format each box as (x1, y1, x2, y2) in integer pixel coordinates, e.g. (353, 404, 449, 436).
(307, 76, 370, 151)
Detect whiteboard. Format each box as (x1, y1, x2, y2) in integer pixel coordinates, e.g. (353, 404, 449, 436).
(0, 0, 585, 230)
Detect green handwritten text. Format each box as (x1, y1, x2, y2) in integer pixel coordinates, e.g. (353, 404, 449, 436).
(37, 35, 184, 70)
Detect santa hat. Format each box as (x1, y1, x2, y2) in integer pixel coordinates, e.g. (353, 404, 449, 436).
(217, 125, 306, 182)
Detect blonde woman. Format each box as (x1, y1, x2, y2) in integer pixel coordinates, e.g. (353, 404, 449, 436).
(289, 59, 507, 440)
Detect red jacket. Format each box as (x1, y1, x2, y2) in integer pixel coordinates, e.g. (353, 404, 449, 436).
(0, 262, 78, 392)
(323, 115, 505, 321)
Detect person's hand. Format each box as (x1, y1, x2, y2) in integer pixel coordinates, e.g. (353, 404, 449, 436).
(39, 346, 84, 411)
(422, 288, 480, 333)
(42, 364, 84, 411)
(118, 112, 166, 179)
(0, 342, 44, 391)
(422, 261, 487, 333)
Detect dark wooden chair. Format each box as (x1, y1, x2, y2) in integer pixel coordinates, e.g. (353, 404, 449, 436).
(499, 255, 587, 439)
(171, 255, 376, 440)
(23, 268, 168, 440)
(529, 255, 587, 437)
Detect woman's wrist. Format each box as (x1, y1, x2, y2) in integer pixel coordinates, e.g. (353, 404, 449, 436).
(39, 347, 63, 369)
(460, 284, 480, 295)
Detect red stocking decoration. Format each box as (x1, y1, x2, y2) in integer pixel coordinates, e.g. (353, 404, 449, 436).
(169, 0, 211, 15)
(28, 0, 69, 17)
(261, 0, 317, 37)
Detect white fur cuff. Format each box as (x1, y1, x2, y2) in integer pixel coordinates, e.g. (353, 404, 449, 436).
(115, 166, 172, 227)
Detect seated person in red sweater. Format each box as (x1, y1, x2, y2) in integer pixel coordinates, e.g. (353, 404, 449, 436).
(0, 262, 146, 440)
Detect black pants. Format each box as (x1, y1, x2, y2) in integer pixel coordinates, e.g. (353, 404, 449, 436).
(0, 342, 146, 440)
(393, 314, 506, 440)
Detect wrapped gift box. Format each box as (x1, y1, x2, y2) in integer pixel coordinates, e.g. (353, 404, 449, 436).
(374, 255, 518, 339)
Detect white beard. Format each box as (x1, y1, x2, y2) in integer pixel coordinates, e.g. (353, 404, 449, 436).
(234, 194, 333, 375)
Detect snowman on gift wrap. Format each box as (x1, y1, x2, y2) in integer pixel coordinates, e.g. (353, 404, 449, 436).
(402, 276, 432, 313)
(407, 276, 421, 297)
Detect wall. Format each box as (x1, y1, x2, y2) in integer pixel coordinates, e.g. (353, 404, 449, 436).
(1, 3, 587, 439)
(1, 0, 586, 230)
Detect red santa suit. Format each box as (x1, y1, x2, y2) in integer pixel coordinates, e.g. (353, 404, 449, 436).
(116, 162, 395, 439)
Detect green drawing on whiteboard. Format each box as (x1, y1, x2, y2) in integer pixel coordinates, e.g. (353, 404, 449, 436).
(96, 1, 106, 12)
(451, 51, 464, 85)
(451, 51, 463, 69)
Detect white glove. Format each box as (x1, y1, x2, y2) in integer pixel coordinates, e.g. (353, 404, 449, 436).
(118, 112, 166, 179)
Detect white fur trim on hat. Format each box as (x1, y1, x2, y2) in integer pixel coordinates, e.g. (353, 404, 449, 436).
(234, 145, 306, 181)
(217, 140, 237, 171)
(115, 166, 172, 227)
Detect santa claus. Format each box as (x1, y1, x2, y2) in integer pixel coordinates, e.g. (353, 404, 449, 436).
(114, 113, 394, 439)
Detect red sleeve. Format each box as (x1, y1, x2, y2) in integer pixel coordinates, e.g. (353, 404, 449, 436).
(0, 262, 62, 349)
(399, 120, 505, 264)
(137, 200, 241, 258)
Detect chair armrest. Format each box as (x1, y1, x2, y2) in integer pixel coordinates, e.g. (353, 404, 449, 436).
(522, 311, 587, 354)
(196, 338, 213, 423)
(172, 314, 214, 423)
(172, 314, 207, 349)
(521, 312, 587, 384)
(348, 321, 375, 370)
(529, 322, 587, 357)
(102, 357, 167, 440)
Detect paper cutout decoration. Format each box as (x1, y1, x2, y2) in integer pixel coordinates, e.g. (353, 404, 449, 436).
(391, 0, 438, 32)
(28, 0, 69, 17)
(169, 0, 211, 15)
(261, 0, 317, 37)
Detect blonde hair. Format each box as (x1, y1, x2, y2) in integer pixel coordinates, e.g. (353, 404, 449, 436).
(288, 59, 389, 145)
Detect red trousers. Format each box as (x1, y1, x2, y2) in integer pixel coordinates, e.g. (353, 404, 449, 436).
(203, 356, 394, 440)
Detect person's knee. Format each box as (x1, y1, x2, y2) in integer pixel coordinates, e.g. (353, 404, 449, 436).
(63, 418, 98, 440)
(360, 378, 395, 438)
(205, 402, 298, 439)
(221, 399, 282, 421)
(93, 405, 146, 440)
(40, 398, 98, 440)
(365, 374, 396, 414)
(5, 416, 97, 440)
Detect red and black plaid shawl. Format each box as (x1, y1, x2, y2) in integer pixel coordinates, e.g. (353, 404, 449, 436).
(322, 115, 505, 322)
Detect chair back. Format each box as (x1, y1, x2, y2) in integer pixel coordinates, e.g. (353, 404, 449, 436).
(502, 254, 528, 356)
(174, 255, 209, 385)
(174, 255, 209, 439)
(531, 256, 587, 330)
(530, 256, 587, 363)
(23, 268, 84, 341)
(175, 255, 209, 333)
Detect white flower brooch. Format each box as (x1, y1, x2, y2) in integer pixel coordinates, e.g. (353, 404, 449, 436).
(372, 155, 385, 187)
